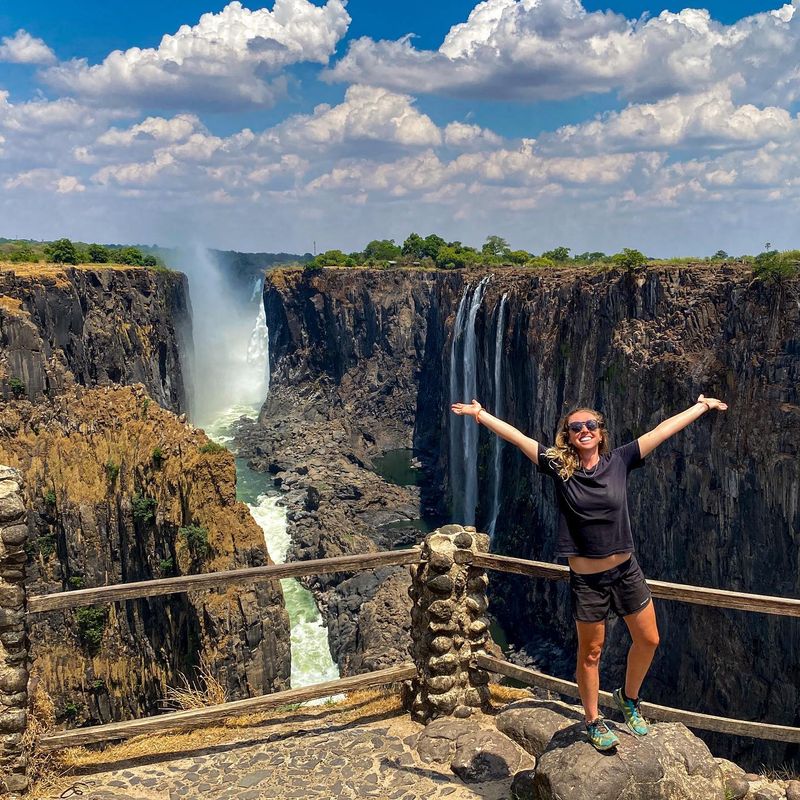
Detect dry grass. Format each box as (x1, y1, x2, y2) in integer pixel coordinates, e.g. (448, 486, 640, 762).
(0, 261, 145, 278)
(29, 683, 526, 796)
(33, 686, 404, 790)
(161, 658, 226, 711)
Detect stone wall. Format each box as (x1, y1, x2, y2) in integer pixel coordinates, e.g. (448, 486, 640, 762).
(0, 467, 28, 795)
(407, 526, 492, 722)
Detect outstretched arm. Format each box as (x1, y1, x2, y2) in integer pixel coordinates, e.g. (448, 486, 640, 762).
(451, 399, 541, 464)
(637, 394, 728, 458)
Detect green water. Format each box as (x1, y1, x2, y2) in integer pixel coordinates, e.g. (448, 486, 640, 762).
(372, 448, 420, 487)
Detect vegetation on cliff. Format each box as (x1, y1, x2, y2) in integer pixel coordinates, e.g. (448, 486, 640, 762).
(0, 385, 290, 726)
(302, 233, 799, 280)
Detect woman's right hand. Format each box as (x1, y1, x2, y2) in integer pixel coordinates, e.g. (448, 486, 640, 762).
(451, 399, 482, 419)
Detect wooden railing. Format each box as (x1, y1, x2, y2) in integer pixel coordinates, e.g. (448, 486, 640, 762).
(26, 544, 800, 749)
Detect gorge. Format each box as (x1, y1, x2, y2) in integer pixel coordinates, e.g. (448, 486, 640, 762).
(252, 264, 799, 770)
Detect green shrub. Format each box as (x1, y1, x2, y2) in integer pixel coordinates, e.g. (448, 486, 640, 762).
(151, 446, 164, 467)
(541, 246, 571, 262)
(45, 238, 79, 265)
(44, 489, 56, 505)
(104, 460, 120, 483)
(132, 494, 157, 524)
(7, 244, 38, 263)
(753, 250, 799, 282)
(26, 531, 57, 559)
(87, 243, 110, 263)
(158, 557, 174, 576)
(199, 440, 226, 455)
(611, 248, 647, 270)
(179, 525, 211, 559)
(9, 377, 25, 398)
(68, 576, 85, 590)
(75, 606, 107, 653)
(61, 700, 81, 719)
(523, 256, 556, 269)
(141, 397, 150, 418)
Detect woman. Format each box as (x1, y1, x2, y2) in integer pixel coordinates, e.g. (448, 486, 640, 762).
(450, 396, 728, 750)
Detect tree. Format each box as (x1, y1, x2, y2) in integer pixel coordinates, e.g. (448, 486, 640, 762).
(45, 238, 79, 264)
(421, 234, 446, 259)
(87, 243, 109, 263)
(315, 249, 348, 266)
(507, 250, 530, 264)
(574, 251, 607, 262)
(363, 239, 402, 261)
(402, 233, 425, 259)
(541, 246, 571, 262)
(611, 248, 647, 270)
(482, 235, 511, 258)
(712, 250, 729, 260)
(116, 247, 145, 266)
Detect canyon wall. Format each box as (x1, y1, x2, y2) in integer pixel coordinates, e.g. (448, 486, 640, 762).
(0, 263, 290, 727)
(0, 264, 191, 413)
(261, 265, 799, 768)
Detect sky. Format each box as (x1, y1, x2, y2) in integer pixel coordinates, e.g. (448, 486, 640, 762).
(0, 0, 798, 256)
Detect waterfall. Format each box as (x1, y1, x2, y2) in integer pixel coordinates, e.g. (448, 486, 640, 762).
(488, 293, 508, 541)
(449, 277, 490, 526)
(449, 291, 469, 523)
(247, 301, 270, 397)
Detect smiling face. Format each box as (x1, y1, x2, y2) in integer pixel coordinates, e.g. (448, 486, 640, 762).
(566, 411, 604, 457)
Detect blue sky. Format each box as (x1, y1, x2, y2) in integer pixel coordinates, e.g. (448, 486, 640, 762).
(0, 0, 798, 255)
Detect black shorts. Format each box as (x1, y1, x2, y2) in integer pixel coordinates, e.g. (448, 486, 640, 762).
(570, 555, 652, 623)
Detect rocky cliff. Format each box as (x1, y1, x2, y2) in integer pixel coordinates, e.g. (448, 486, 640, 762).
(258, 265, 799, 769)
(0, 263, 291, 727)
(0, 263, 191, 413)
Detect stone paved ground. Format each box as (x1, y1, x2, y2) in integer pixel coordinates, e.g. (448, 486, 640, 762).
(36, 711, 527, 800)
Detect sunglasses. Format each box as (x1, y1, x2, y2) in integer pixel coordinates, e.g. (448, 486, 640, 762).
(567, 419, 602, 433)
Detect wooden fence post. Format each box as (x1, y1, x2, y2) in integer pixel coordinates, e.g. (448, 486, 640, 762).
(0, 466, 29, 796)
(406, 524, 492, 723)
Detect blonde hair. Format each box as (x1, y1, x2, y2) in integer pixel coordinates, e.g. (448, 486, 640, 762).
(543, 406, 610, 481)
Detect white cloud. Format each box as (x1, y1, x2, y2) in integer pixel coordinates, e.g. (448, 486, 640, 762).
(0, 29, 56, 65)
(4, 168, 84, 193)
(262, 85, 442, 151)
(97, 114, 201, 147)
(444, 121, 503, 149)
(43, 0, 350, 110)
(0, 91, 108, 134)
(326, 1, 800, 106)
(541, 84, 799, 154)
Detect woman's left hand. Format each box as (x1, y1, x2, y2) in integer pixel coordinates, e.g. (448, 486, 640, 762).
(698, 394, 728, 412)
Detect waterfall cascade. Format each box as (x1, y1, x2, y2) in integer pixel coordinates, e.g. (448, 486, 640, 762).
(449, 277, 490, 526)
(488, 293, 508, 541)
(188, 252, 338, 691)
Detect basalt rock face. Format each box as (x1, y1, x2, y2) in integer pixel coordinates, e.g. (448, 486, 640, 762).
(0, 385, 290, 726)
(0, 264, 290, 727)
(261, 265, 799, 769)
(0, 265, 191, 413)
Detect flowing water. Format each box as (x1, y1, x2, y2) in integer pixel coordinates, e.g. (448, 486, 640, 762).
(188, 256, 338, 690)
(449, 277, 490, 526)
(488, 293, 508, 541)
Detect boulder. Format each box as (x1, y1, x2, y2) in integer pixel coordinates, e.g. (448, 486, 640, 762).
(416, 717, 530, 783)
(496, 698, 585, 757)
(521, 722, 726, 800)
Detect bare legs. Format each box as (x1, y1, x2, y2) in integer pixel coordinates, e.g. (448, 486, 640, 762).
(575, 601, 659, 721)
(623, 600, 659, 699)
(576, 620, 605, 722)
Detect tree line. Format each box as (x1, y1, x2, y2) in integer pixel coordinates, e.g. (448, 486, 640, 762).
(305, 234, 798, 280)
(1, 238, 164, 268)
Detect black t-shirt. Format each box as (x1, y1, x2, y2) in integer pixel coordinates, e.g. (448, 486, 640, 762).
(537, 440, 645, 559)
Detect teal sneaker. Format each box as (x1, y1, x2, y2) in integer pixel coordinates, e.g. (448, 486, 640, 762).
(613, 687, 649, 736)
(585, 717, 620, 751)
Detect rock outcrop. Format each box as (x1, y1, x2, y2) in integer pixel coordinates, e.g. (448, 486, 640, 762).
(0, 385, 290, 725)
(0, 264, 191, 412)
(0, 262, 291, 728)
(258, 264, 799, 769)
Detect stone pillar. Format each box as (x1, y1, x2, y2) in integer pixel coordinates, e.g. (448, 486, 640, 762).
(407, 524, 492, 723)
(0, 467, 29, 796)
